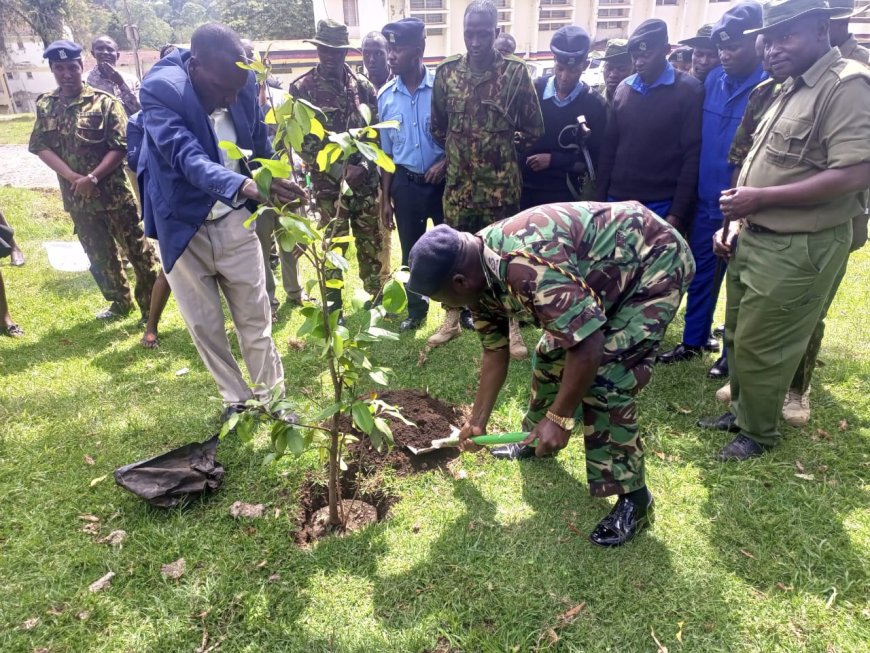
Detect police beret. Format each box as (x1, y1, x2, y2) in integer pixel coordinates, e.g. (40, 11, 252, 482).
(679, 24, 715, 49)
(550, 25, 591, 65)
(382, 17, 426, 46)
(628, 19, 668, 54)
(43, 40, 82, 62)
(407, 224, 461, 297)
(711, 1, 763, 45)
(668, 47, 693, 64)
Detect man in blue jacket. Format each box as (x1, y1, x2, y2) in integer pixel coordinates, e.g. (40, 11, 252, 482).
(657, 2, 765, 381)
(138, 23, 306, 421)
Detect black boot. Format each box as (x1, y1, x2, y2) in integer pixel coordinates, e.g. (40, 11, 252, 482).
(589, 489, 654, 547)
(459, 308, 475, 330)
(707, 355, 729, 379)
(657, 343, 703, 364)
(697, 412, 740, 432)
(718, 434, 768, 462)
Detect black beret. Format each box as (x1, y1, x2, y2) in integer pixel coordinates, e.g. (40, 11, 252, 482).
(382, 17, 426, 47)
(668, 47, 693, 64)
(711, 1, 763, 46)
(44, 40, 82, 62)
(628, 19, 669, 53)
(550, 25, 591, 65)
(407, 224, 461, 296)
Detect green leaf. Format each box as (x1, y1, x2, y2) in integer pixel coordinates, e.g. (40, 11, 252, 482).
(313, 402, 341, 421)
(340, 179, 353, 197)
(237, 415, 255, 443)
(382, 279, 407, 314)
(264, 107, 277, 125)
(394, 267, 411, 283)
(352, 401, 375, 435)
(351, 288, 370, 312)
(325, 250, 350, 272)
(330, 235, 354, 244)
(325, 278, 344, 289)
(293, 100, 312, 134)
(253, 167, 273, 202)
(328, 131, 355, 155)
(373, 416, 393, 443)
(219, 411, 241, 439)
(219, 141, 252, 161)
(253, 158, 292, 178)
(278, 230, 298, 253)
(286, 427, 305, 455)
(369, 369, 389, 385)
(316, 142, 341, 172)
(309, 117, 326, 139)
(262, 452, 277, 466)
(287, 120, 304, 152)
(368, 119, 401, 131)
(274, 424, 288, 455)
(359, 103, 372, 125)
(297, 314, 319, 338)
(331, 331, 344, 357)
(366, 327, 400, 341)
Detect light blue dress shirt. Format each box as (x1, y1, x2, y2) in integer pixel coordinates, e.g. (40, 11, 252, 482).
(623, 62, 676, 96)
(377, 66, 445, 174)
(542, 76, 586, 108)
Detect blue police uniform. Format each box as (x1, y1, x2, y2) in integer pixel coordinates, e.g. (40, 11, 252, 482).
(378, 17, 446, 323)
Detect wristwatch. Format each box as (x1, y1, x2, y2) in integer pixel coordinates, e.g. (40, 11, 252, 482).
(86, 173, 99, 185)
(545, 410, 576, 431)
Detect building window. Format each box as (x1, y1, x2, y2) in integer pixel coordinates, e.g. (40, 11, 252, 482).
(597, 21, 625, 30)
(540, 22, 571, 31)
(656, 0, 678, 5)
(16, 40, 25, 50)
(411, 12, 446, 25)
(599, 0, 628, 4)
(6, 72, 14, 80)
(598, 8, 629, 18)
(540, 9, 572, 20)
(410, 0, 444, 8)
(343, 0, 359, 27)
(26, 72, 33, 79)
(493, 0, 511, 7)
(410, 0, 447, 36)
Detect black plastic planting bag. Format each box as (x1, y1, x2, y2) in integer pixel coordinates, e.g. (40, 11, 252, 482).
(114, 435, 224, 507)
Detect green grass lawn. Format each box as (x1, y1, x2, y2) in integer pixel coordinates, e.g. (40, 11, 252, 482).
(0, 114, 36, 145)
(1, 186, 868, 652)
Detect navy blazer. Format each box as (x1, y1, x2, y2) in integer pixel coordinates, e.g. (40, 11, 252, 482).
(138, 49, 272, 271)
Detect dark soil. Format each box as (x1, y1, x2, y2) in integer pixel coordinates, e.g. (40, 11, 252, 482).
(343, 389, 468, 475)
(308, 499, 377, 539)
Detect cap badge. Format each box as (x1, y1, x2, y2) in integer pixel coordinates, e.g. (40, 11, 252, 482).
(719, 31, 730, 42)
(567, 56, 576, 65)
(638, 41, 647, 52)
(59, 49, 67, 60)
(388, 33, 396, 43)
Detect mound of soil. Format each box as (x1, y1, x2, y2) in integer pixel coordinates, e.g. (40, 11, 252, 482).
(344, 389, 468, 475)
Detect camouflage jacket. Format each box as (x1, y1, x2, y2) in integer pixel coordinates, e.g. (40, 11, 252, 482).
(29, 84, 136, 215)
(727, 78, 782, 168)
(473, 201, 689, 354)
(85, 66, 141, 115)
(432, 51, 544, 215)
(289, 64, 380, 201)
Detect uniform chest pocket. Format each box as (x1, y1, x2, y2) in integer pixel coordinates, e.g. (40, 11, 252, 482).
(384, 113, 405, 149)
(764, 116, 817, 168)
(75, 112, 106, 145)
(482, 102, 513, 133)
(447, 96, 465, 133)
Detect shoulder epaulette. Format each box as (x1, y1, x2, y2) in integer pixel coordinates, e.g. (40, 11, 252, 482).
(436, 54, 463, 69)
(377, 77, 398, 99)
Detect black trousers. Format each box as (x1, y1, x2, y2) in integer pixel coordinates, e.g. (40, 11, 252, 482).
(391, 167, 445, 319)
(520, 185, 575, 212)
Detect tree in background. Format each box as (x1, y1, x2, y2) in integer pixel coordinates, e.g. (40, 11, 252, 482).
(220, 0, 314, 41)
(0, 0, 69, 49)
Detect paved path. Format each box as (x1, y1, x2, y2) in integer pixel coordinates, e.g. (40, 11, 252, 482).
(0, 145, 58, 190)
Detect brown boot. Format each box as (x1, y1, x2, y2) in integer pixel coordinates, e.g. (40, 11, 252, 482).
(509, 318, 528, 360)
(426, 308, 461, 347)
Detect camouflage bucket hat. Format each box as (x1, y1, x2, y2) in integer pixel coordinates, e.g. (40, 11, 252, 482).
(304, 19, 353, 49)
(746, 0, 840, 35)
(596, 38, 630, 62)
(827, 0, 870, 18)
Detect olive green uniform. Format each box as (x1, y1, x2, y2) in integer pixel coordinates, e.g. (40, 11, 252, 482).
(29, 84, 158, 316)
(726, 49, 870, 447)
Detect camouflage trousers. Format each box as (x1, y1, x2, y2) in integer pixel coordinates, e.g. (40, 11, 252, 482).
(71, 203, 159, 317)
(445, 203, 519, 234)
(522, 242, 694, 498)
(317, 195, 384, 299)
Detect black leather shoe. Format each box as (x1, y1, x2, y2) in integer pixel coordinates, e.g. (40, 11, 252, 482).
(400, 317, 424, 331)
(657, 343, 703, 364)
(220, 403, 246, 424)
(697, 412, 740, 432)
(718, 434, 768, 462)
(490, 443, 538, 460)
(589, 490, 654, 547)
(460, 308, 474, 330)
(713, 325, 725, 338)
(705, 336, 720, 352)
(708, 355, 729, 379)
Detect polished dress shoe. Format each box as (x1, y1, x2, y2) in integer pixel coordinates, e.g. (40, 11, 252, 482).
(707, 355, 729, 379)
(589, 490, 654, 547)
(718, 434, 768, 461)
(490, 443, 538, 460)
(705, 336, 720, 352)
(400, 316, 424, 331)
(697, 412, 739, 432)
(459, 308, 475, 330)
(657, 343, 703, 364)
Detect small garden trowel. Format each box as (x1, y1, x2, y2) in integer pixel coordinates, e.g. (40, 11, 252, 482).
(405, 426, 533, 456)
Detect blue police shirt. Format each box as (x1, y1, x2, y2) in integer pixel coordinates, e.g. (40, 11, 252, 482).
(542, 76, 586, 108)
(698, 63, 767, 210)
(377, 66, 444, 174)
(623, 62, 676, 96)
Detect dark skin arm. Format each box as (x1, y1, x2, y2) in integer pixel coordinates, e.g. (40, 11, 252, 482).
(458, 347, 510, 450)
(721, 163, 870, 220)
(520, 329, 604, 457)
(37, 148, 125, 198)
(380, 171, 394, 229)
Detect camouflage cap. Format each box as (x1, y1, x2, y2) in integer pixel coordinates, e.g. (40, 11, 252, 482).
(407, 225, 461, 296)
(596, 38, 630, 63)
(304, 19, 353, 49)
(678, 24, 715, 49)
(746, 0, 840, 35)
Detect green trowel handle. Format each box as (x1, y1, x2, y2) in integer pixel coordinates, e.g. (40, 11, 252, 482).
(470, 432, 532, 446)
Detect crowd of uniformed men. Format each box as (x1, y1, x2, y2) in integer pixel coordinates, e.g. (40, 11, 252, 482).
(4, 0, 868, 546)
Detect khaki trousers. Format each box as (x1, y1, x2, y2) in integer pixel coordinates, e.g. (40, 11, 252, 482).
(253, 208, 303, 308)
(165, 208, 284, 405)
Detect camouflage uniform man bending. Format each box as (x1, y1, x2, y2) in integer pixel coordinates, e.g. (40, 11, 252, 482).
(407, 202, 694, 547)
(289, 20, 384, 312)
(29, 40, 157, 320)
(430, 0, 544, 353)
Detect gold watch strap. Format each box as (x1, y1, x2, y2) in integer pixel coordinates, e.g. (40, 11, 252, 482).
(545, 410, 574, 430)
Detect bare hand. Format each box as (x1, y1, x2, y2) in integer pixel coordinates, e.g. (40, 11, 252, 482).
(526, 153, 552, 172)
(98, 61, 125, 87)
(423, 159, 447, 184)
(720, 187, 763, 221)
(665, 214, 683, 232)
(457, 421, 485, 453)
(344, 164, 367, 190)
(270, 178, 307, 205)
(70, 174, 97, 198)
(713, 226, 738, 261)
(381, 199, 394, 230)
(521, 417, 570, 457)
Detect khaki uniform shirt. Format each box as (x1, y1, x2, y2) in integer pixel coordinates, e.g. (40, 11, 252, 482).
(738, 48, 870, 233)
(838, 36, 870, 66)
